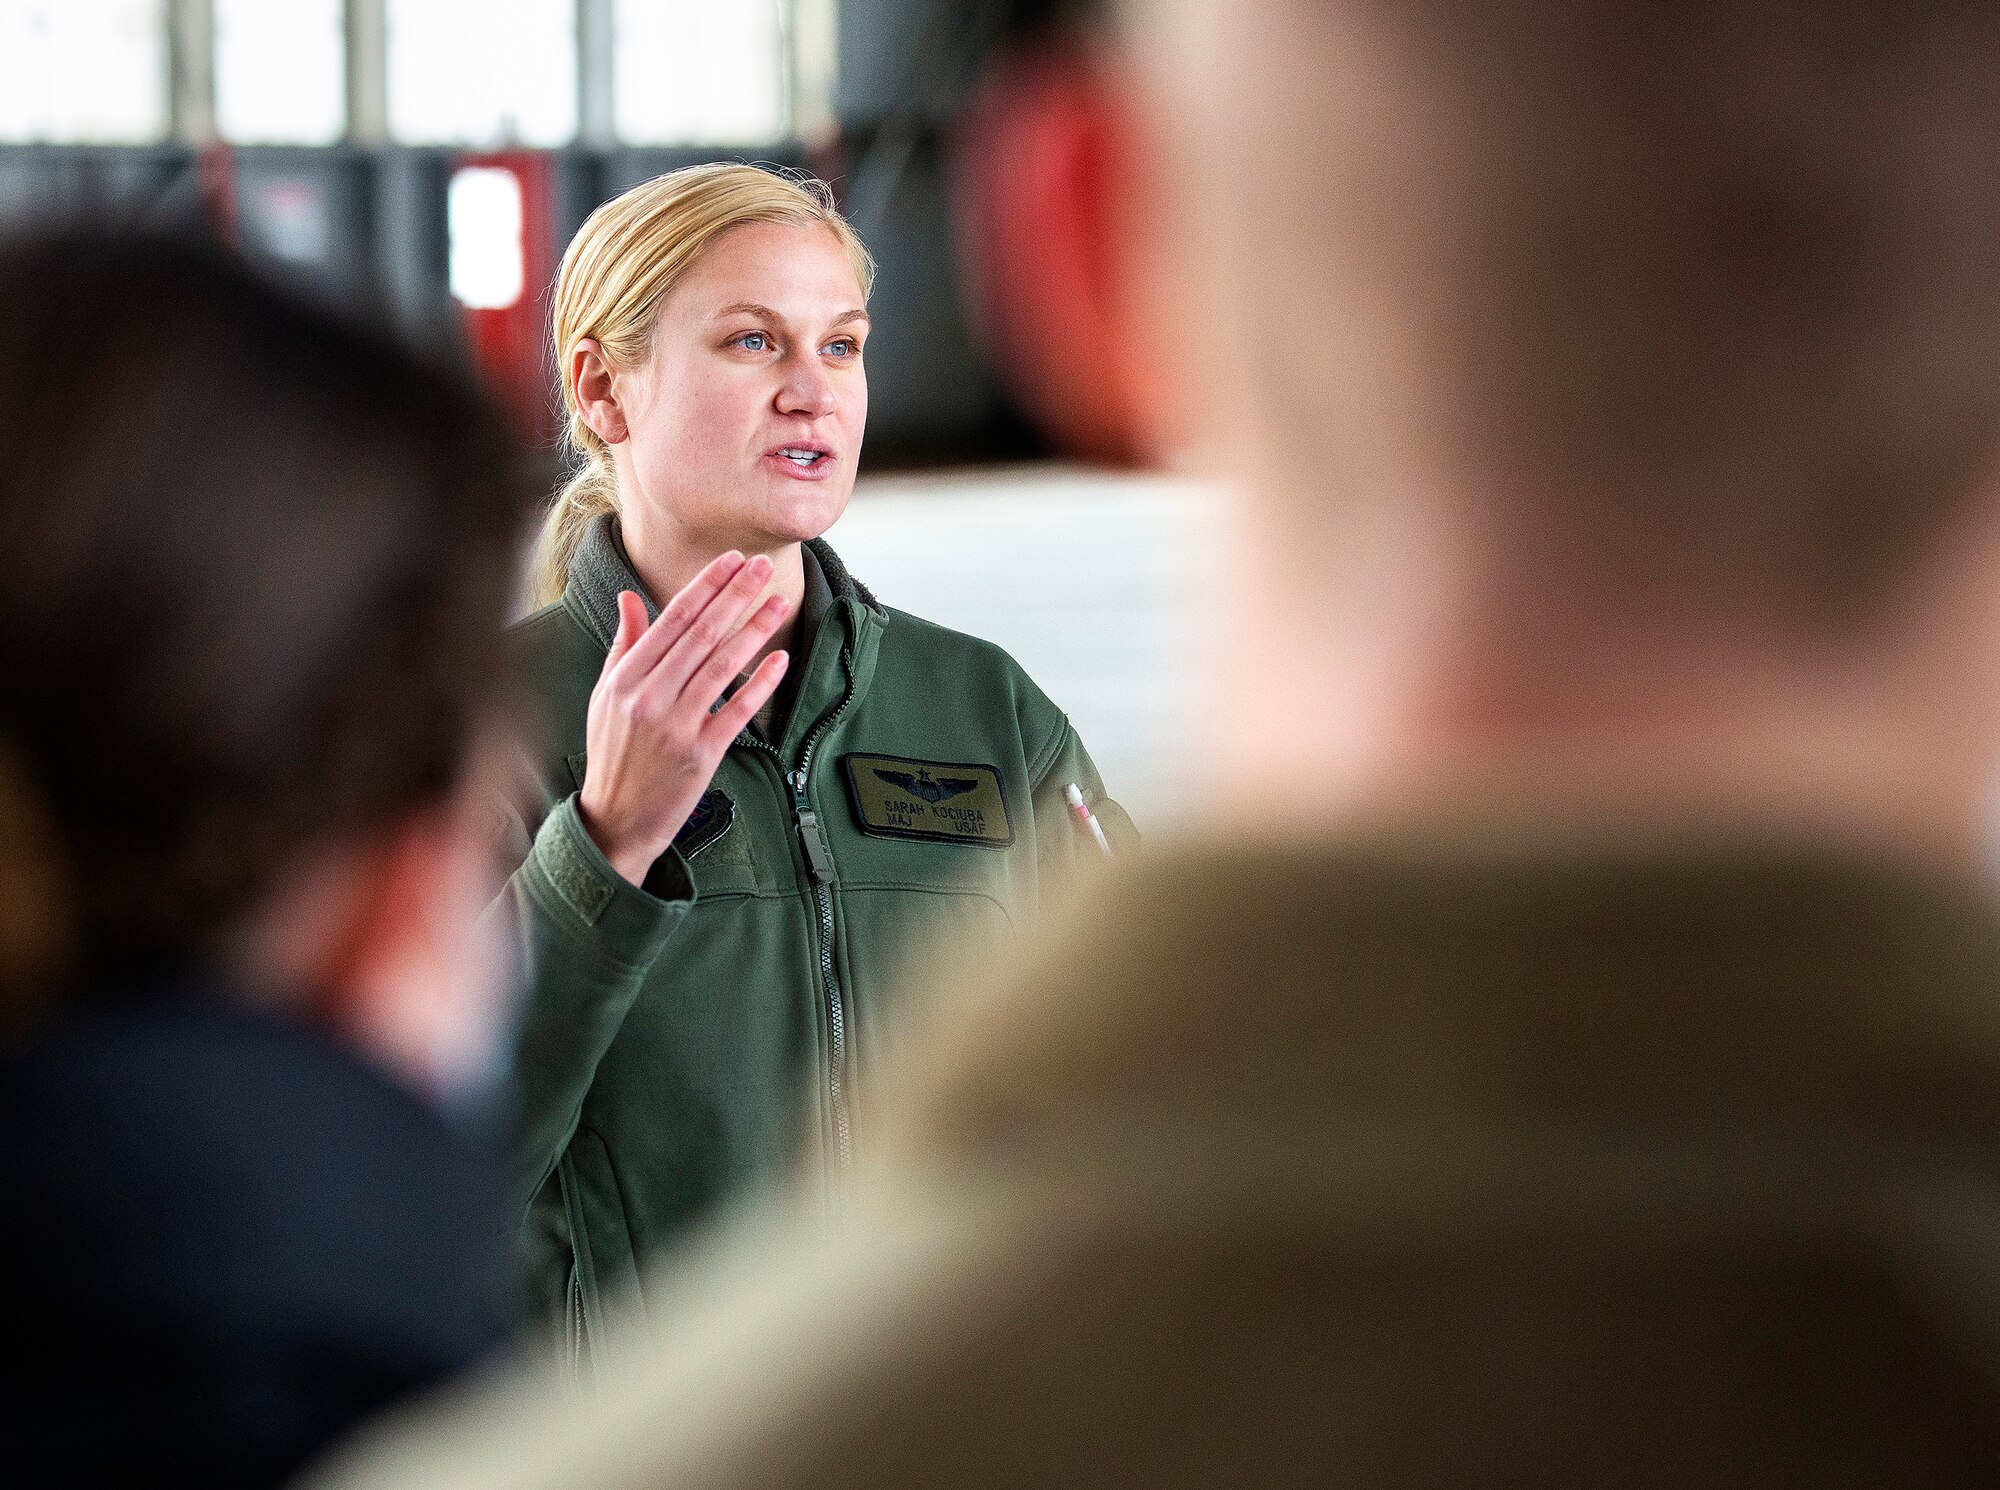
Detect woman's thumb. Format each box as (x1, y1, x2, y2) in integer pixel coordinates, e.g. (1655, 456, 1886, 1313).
(604, 589, 648, 671)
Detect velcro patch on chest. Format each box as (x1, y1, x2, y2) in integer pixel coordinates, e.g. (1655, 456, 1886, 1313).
(840, 754, 1014, 847)
(673, 789, 736, 859)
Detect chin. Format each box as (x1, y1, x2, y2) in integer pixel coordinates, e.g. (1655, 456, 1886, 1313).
(763, 481, 853, 544)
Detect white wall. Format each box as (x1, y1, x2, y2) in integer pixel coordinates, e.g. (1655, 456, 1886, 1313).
(824, 465, 1218, 830)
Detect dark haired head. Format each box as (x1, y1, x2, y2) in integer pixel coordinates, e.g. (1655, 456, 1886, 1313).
(0, 228, 534, 980)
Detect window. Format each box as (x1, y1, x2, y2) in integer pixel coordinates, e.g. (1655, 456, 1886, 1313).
(388, 0, 577, 147)
(0, 0, 168, 144)
(614, 0, 787, 146)
(215, 0, 345, 146)
(448, 166, 526, 309)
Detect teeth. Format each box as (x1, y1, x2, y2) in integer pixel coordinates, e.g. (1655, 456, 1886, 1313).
(780, 448, 820, 463)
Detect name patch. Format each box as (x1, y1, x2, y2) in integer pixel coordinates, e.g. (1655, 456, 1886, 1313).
(840, 754, 1014, 847)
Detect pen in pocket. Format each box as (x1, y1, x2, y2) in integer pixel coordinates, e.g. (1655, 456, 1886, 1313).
(1064, 783, 1113, 858)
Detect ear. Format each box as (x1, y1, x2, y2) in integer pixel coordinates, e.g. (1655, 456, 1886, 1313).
(570, 337, 631, 446)
(304, 795, 509, 1100)
(953, 45, 1167, 465)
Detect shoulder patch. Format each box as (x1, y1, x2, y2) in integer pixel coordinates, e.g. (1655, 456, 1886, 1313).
(840, 754, 1014, 848)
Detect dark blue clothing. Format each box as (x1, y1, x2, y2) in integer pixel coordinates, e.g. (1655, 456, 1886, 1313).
(0, 995, 505, 1488)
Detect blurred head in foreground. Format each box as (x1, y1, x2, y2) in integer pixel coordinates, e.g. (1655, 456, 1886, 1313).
(0, 231, 529, 1086)
(299, 5, 2000, 1490)
(975, 0, 2000, 863)
(1138, 1, 2000, 861)
(0, 229, 533, 1488)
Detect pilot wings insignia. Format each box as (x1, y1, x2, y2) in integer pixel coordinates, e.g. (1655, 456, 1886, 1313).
(874, 766, 979, 804)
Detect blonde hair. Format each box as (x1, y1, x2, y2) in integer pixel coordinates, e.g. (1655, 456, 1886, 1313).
(531, 163, 876, 605)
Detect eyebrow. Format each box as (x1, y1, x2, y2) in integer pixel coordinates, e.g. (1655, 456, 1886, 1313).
(714, 302, 871, 331)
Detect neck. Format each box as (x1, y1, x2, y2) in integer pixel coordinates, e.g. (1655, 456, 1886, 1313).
(1193, 492, 2000, 880)
(618, 503, 806, 659)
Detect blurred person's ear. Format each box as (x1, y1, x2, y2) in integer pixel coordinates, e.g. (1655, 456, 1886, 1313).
(233, 782, 510, 1105)
(955, 45, 1173, 465)
(318, 790, 511, 1104)
(0, 739, 68, 1022)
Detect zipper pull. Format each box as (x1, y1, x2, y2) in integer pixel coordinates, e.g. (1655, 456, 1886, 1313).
(790, 769, 835, 883)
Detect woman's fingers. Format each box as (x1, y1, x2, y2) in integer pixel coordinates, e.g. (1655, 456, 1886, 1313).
(653, 553, 780, 695)
(680, 593, 792, 716)
(704, 649, 790, 745)
(612, 550, 747, 684)
(579, 553, 792, 885)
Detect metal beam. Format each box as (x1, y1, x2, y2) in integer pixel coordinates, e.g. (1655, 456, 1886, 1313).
(346, 0, 389, 145)
(791, 0, 839, 147)
(167, 0, 217, 144)
(577, 0, 615, 149)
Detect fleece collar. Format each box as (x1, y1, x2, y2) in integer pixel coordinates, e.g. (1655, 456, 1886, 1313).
(565, 513, 881, 652)
(562, 515, 885, 759)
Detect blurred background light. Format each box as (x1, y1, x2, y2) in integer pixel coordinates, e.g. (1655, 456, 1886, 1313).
(215, 0, 346, 146)
(0, 0, 168, 144)
(448, 166, 526, 309)
(240, 177, 335, 267)
(389, 0, 578, 147)
(613, 0, 787, 146)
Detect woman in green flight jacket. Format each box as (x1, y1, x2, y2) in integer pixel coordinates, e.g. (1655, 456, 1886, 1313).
(497, 163, 1136, 1364)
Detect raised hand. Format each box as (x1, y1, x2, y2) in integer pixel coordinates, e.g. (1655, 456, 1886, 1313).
(577, 551, 791, 886)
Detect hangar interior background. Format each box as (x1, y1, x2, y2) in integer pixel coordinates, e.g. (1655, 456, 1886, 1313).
(0, 0, 1206, 820)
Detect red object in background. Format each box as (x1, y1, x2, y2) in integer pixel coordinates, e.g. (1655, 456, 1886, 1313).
(453, 150, 560, 447)
(952, 47, 1145, 466)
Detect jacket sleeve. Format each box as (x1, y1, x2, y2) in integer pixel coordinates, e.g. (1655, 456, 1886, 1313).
(490, 792, 693, 1220)
(1027, 717, 1139, 905)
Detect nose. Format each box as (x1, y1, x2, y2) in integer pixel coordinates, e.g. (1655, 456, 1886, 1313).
(776, 349, 837, 421)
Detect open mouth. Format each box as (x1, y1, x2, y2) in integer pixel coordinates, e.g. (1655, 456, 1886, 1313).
(771, 445, 833, 473)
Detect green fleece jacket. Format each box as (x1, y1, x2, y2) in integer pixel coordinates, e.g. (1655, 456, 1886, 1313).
(495, 518, 1135, 1363)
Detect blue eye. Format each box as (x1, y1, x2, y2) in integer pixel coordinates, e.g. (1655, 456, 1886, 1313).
(736, 332, 769, 351)
(824, 339, 856, 358)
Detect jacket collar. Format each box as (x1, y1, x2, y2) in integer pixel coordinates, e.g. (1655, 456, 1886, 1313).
(896, 826, 2000, 1157)
(564, 514, 883, 648)
(562, 514, 885, 754)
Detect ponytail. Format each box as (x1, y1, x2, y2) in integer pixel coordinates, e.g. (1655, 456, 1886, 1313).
(529, 443, 619, 607)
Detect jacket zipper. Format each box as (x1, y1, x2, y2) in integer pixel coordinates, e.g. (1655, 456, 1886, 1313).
(739, 670, 860, 1169)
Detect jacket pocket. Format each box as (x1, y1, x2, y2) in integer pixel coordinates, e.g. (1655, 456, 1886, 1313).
(564, 1253, 588, 1389)
(838, 884, 1020, 1077)
(555, 1128, 642, 1385)
(555, 1153, 601, 1387)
